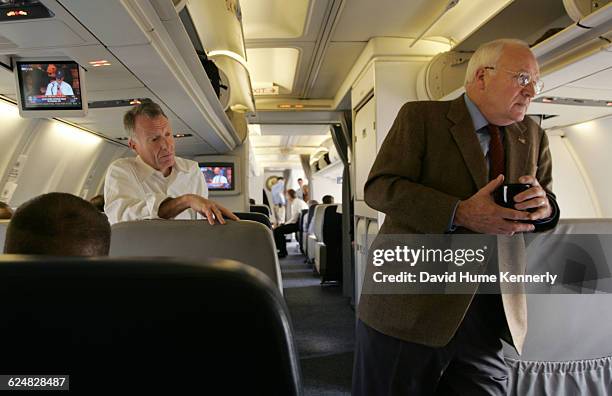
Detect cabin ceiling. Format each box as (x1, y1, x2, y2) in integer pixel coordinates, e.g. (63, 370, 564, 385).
(0, 0, 607, 166)
(241, 0, 610, 168)
(249, 123, 330, 169)
(241, 0, 518, 103)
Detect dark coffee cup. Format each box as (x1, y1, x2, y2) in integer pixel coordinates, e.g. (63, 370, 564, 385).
(494, 183, 532, 210)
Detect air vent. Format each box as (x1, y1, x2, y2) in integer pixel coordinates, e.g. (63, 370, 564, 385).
(115, 133, 193, 141)
(88, 98, 151, 109)
(528, 114, 560, 120)
(277, 104, 331, 109)
(532, 96, 612, 107)
(0, 0, 53, 22)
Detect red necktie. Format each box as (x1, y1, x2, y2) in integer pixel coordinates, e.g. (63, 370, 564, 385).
(488, 124, 505, 180)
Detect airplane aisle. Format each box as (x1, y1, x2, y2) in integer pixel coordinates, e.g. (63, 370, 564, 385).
(280, 242, 355, 395)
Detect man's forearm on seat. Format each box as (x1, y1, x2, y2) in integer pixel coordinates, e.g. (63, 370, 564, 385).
(158, 195, 193, 219)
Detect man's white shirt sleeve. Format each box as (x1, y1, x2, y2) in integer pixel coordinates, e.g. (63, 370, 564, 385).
(289, 199, 308, 224)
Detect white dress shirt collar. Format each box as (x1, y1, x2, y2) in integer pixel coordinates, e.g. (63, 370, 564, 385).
(133, 155, 190, 181)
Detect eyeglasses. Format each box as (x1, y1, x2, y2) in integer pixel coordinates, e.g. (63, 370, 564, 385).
(484, 66, 544, 95)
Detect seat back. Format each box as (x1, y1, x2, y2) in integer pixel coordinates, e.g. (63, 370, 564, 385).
(0, 220, 8, 252)
(313, 204, 339, 242)
(308, 204, 336, 265)
(234, 212, 272, 229)
(297, 209, 308, 233)
(110, 219, 282, 291)
(504, 219, 612, 395)
(306, 204, 319, 233)
(297, 209, 308, 252)
(314, 205, 342, 282)
(301, 210, 310, 248)
(250, 204, 271, 218)
(0, 256, 302, 394)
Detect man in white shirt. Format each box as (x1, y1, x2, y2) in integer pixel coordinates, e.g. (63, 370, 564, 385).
(211, 167, 229, 184)
(273, 189, 308, 258)
(45, 69, 74, 96)
(296, 178, 304, 200)
(104, 101, 238, 225)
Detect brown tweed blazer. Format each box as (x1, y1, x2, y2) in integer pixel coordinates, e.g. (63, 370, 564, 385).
(358, 95, 555, 354)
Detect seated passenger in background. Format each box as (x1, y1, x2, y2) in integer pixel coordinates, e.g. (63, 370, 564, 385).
(249, 198, 256, 205)
(104, 101, 238, 225)
(273, 189, 308, 258)
(4, 192, 110, 256)
(307, 196, 335, 235)
(0, 201, 12, 219)
(89, 194, 105, 212)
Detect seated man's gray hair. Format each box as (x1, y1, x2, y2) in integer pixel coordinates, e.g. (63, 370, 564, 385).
(123, 101, 168, 138)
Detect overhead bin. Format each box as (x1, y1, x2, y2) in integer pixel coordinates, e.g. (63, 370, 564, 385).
(56, 0, 241, 153)
(309, 137, 342, 175)
(416, 1, 612, 101)
(182, 0, 255, 114)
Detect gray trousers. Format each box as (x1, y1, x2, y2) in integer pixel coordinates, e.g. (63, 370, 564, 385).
(353, 294, 510, 396)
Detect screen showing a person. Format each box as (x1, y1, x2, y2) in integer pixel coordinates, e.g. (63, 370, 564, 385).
(16, 61, 83, 110)
(200, 163, 234, 191)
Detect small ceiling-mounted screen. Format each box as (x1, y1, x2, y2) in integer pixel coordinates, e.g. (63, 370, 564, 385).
(14, 60, 88, 118)
(199, 162, 235, 191)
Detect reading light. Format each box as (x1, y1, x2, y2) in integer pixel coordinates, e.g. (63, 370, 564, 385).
(88, 60, 111, 67)
(277, 104, 321, 109)
(542, 97, 555, 103)
(6, 10, 27, 16)
(129, 99, 141, 105)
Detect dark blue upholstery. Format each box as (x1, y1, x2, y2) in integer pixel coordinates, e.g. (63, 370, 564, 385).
(234, 211, 273, 229)
(0, 256, 303, 394)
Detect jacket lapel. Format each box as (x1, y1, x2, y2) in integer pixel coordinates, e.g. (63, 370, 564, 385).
(447, 97, 488, 190)
(504, 122, 530, 182)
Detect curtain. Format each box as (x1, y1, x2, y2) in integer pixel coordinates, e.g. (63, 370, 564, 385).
(506, 356, 612, 395)
(300, 154, 312, 182)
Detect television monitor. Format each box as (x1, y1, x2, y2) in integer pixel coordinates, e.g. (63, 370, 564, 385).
(199, 162, 235, 191)
(14, 59, 88, 118)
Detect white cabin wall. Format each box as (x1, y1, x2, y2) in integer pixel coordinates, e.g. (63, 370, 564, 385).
(350, 59, 433, 305)
(546, 134, 598, 218)
(247, 137, 265, 205)
(0, 101, 128, 208)
(88, 144, 132, 198)
(248, 174, 266, 204)
(374, 61, 425, 148)
(550, 117, 612, 218)
(0, 101, 34, 178)
(311, 172, 342, 203)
